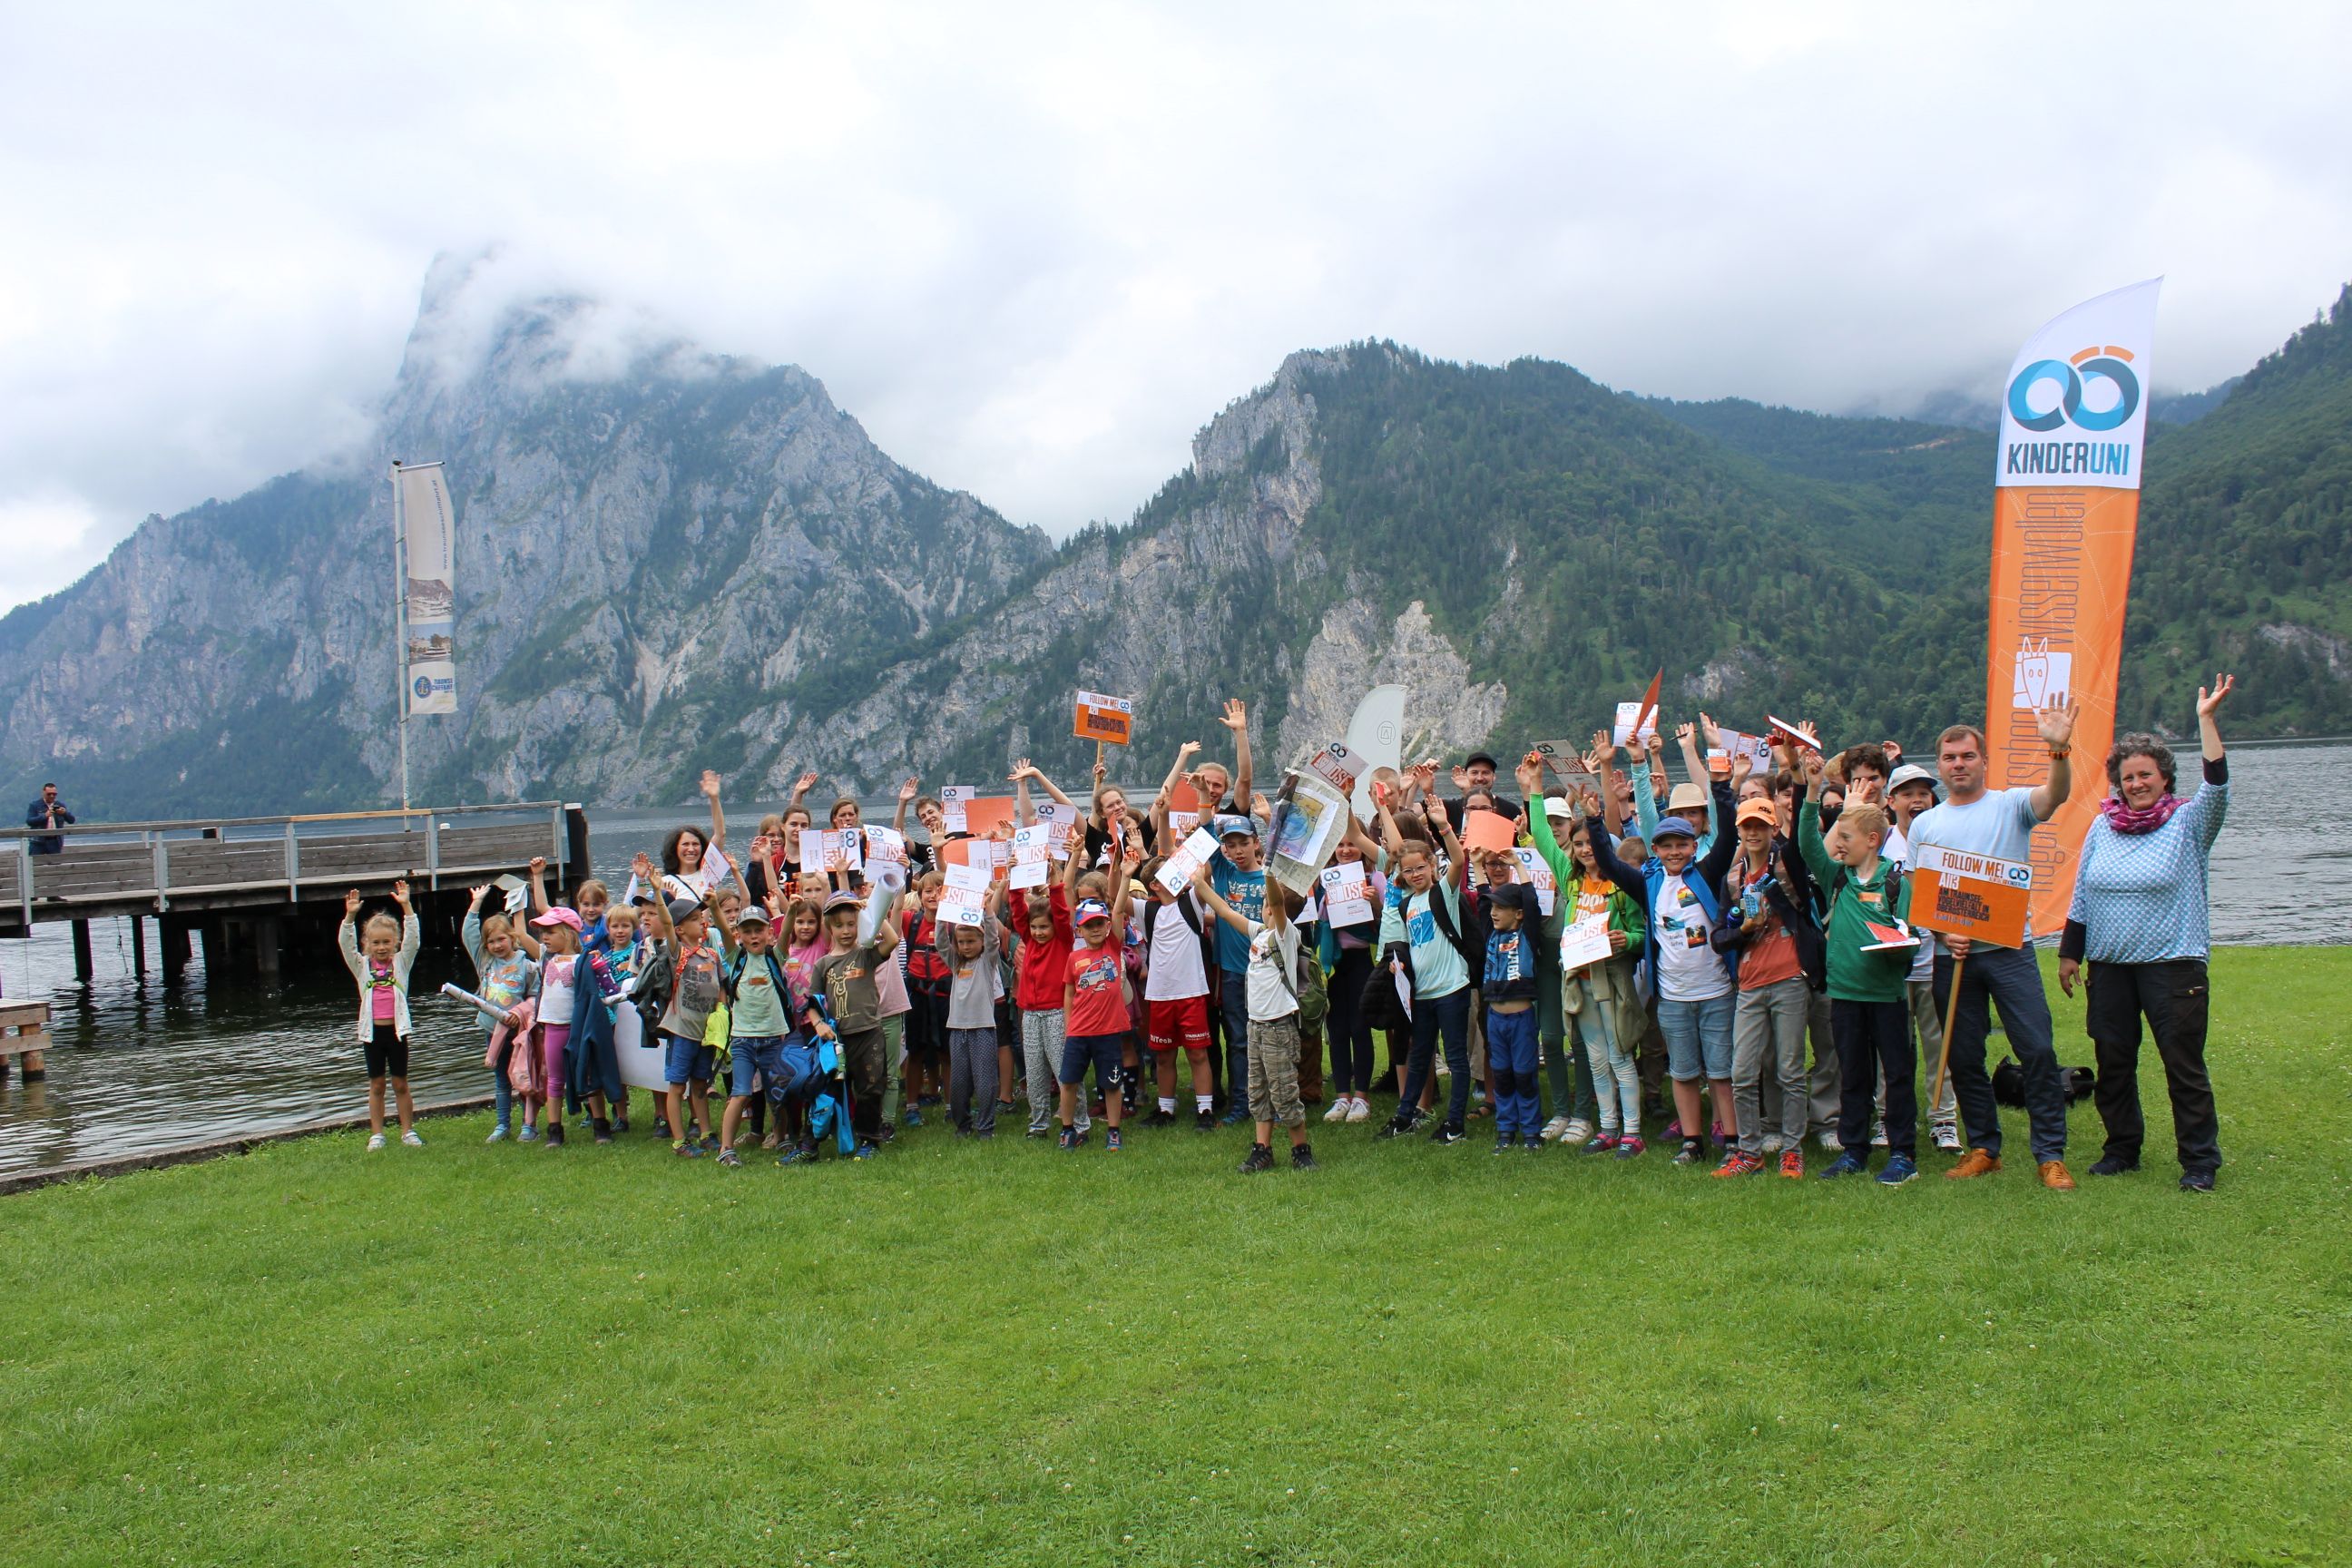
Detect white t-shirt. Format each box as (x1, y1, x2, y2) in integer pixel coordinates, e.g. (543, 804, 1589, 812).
(539, 954, 579, 1026)
(1651, 871, 1731, 1003)
(1135, 893, 1210, 1001)
(1908, 787, 2041, 955)
(1241, 920, 1302, 1024)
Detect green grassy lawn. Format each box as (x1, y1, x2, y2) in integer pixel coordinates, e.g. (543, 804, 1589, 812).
(4, 947, 2347, 1567)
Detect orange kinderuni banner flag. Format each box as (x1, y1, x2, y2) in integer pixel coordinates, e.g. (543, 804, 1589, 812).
(1984, 279, 2161, 937)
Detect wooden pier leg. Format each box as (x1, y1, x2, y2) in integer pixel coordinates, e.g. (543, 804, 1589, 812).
(71, 919, 93, 983)
(255, 916, 282, 982)
(131, 915, 149, 978)
(162, 915, 191, 982)
(198, 918, 222, 979)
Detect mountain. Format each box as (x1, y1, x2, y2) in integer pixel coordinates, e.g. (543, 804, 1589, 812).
(9, 270, 2350, 818)
(0, 258, 1053, 815)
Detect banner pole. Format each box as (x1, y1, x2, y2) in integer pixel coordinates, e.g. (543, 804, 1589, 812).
(391, 460, 411, 821)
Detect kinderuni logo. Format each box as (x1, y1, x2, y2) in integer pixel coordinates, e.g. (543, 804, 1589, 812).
(2006, 345, 2141, 434)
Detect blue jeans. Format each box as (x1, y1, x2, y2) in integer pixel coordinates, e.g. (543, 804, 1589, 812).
(1396, 987, 1474, 1127)
(1933, 943, 2066, 1161)
(1219, 968, 1250, 1109)
(488, 1039, 514, 1127)
(1657, 994, 1735, 1082)
(1485, 1006, 1541, 1138)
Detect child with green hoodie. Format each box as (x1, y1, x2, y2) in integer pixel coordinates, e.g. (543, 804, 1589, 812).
(1797, 749, 1919, 1184)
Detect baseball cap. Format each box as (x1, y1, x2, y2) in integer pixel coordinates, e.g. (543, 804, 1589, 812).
(1542, 795, 1573, 820)
(1651, 815, 1699, 841)
(1465, 750, 1497, 770)
(1667, 782, 1708, 811)
(1484, 881, 1533, 917)
(665, 897, 701, 924)
(822, 890, 862, 914)
(1886, 762, 1939, 796)
(1214, 814, 1259, 840)
(1074, 897, 1112, 925)
(1735, 799, 1778, 829)
(529, 907, 582, 931)
(736, 905, 772, 927)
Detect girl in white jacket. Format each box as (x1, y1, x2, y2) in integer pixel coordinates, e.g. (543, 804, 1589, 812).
(339, 881, 422, 1150)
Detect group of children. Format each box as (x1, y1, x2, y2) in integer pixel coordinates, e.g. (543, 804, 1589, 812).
(336, 704, 1970, 1181)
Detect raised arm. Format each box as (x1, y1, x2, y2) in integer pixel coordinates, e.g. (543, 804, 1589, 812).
(1190, 867, 1252, 936)
(1221, 699, 1253, 808)
(528, 855, 552, 916)
(1016, 760, 1075, 810)
(700, 769, 727, 851)
(1428, 805, 1468, 891)
(1588, 731, 1627, 838)
(892, 776, 918, 837)
(1583, 812, 1646, 900)
(2026, 698, 2080, 824)
(1515, 756, 1575, 887)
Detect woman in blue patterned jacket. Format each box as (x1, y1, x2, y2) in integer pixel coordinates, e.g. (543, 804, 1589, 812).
(2058, 675, 2235, 1192)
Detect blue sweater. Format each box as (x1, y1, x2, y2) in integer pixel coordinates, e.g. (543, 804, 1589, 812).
(2063, 764, 2228, 964)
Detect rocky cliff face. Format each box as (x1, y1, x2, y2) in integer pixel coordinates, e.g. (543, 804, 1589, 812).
(0, 260, 1053, 812)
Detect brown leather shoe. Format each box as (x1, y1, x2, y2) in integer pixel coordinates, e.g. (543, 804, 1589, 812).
(2039, 1160, 2076, 1191)
(1945, 1147, 2002, 1179)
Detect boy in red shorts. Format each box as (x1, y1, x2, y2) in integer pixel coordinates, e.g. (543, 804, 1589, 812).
(1137, 853, 1218, 1128)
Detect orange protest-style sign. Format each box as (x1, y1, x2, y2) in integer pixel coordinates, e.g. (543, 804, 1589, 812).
(1461, 808, 1518, 857)
(961, 797, 1017, 838)
(1905, 844, 2033, 949)
(1073, 690, 1134, 746)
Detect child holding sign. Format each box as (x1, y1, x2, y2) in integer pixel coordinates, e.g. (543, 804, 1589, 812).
(1518, 757, 1645, 1157)
(1798, 752, 1920, 1185)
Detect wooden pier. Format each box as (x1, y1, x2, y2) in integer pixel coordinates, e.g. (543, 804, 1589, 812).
(0, 802, 591, 983)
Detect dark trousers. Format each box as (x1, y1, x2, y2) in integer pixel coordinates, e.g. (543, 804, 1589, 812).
(2085, 958, 2220, 1173)
(1219, 968, 1251, 1110)
(1326, 946, 1377, 1094)
(1932, 944, 2067, 1162)
(1833, 998, 1915, 1158)
(1397, 988, 1474, 1127)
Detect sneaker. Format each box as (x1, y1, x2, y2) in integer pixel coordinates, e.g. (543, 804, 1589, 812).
(1521, 1135, 1544, 1153)
(1345, 1097, 1372, 1123)
(1585, 1132, 1621, 1155)
(995, 1099, 1020, 1117)
(850, 1140, 878, 1161)
(717, 1149, 742, 1169)
(672, 1140, 701, 1159)
(1662, 1120, 1683, 1142)
(1819, 1152, 1868, 1179)
(1239, 1142, 1275, 1174)
(652, 1118, 670, 1140)
(1673, 1138, 1705, 1166)
(545, 1123, 566, 1148)
(1147, 1108, 1178, 1129)
(1025, 1125, 1051, 1139)
(485, 1124, 509, 1143)
(876, 1124, 898, 1144)
(1711, 1151, 1762, 1179)
(1816, 1130, 1843, 1153)
(1932, 1120, 1963, 1152)
(612, 1115, 630, 1135)
(1220, 1105, 1250, 1126)
(1540, 1115, 1571, 1142)
(1779, 1148, 1805, 1180)
(1105, 1128, 1123, 1152)
(778, 1141, 818, 1166)
(1376, 1114, 1414, 1141)
(904, 1106, 925, 1128)
(1869, 1120, 1889, 1148)
(2088, 1155, 2139, 1176)
(1876, 1154, 1917, 1186)
(366, 1133, 387, 1152)
(1291, 1143, 1318, 1171)
(1428, 1122, 1466, 1147)
(1323, 1098, 1352, 1123)
(1195, 1109, 1217, 1132)
(1561, 1118, 1593, 1146)
(1494, 1133, 1517, 1155)
(1759, 1132, 1785, 1156)
(1945, 1148, 2002, 1179)
(400, 1129, 425, 1148)
(1613, 1136, 1645, 1160)
(518, 1123, 540, 1143)
(698, 1133, 720, 1152)
(2180, 1169, 2216, 1193)
(1059, 1126, 1078, 1151)
(2038, 1160, 2076, 1191)
(1710, 1120, 1730, 1147)
(593, 1118, 613, 1146)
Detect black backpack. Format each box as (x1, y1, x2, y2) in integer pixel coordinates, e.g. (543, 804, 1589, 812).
(1423, 885, 1483, 975)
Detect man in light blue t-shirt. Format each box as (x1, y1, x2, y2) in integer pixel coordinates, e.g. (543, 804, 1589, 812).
(1907, 702, 2078, 1188)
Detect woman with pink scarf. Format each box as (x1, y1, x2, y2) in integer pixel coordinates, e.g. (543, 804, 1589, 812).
(2058, 674, 2235, 1192)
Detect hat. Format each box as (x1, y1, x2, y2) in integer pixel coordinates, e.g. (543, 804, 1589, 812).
(1667, 782, 1708, 811)
(1214, 814, 1259, 840)
(665, 897, 702, 924)
(1735, 799, 1778, 829)
(1542, 795, 1573, 820)
(1484, 881, 1533, 917)
(735, 905, 771, 927)
(529, 907, 582, 931)
(1465, 750, 1498, 770)
(1886, 762, 1939, 797)
(821, 890, 862, 914)
(1074, 898, 1112, 925)
(1651, 815, 1699, 841)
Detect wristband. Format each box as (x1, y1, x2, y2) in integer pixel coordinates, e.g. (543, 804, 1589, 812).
(2048, 746, 2072, 759)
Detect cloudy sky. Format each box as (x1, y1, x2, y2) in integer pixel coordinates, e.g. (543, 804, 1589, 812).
(5, 2, 2347, 609)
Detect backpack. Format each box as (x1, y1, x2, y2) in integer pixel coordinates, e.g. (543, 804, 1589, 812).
(1421, 885, 1483, 975)
(1265, 924, 1329, 1027)
(723, 947, 791, 1009)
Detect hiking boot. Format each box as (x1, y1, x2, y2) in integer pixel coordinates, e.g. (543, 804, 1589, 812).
(2088, 1155, 2139, 1176)
(1818, 1152, 1868, 1179)
(1876, 1154, 1918, 1186)
(1945, 1148, 2001, 1180)
(1779, 1148, 1805, 1180)
(2038, 1160, 2076, 1191)
(2180, 1168, 2217, 1193)
(1239, 1142, 1275, 1173)
(1196, 1109, 1218, 1132)
(1291, 1142, 1318, 1171)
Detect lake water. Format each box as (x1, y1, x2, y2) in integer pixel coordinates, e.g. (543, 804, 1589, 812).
(3, 748, 2342, 1176)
